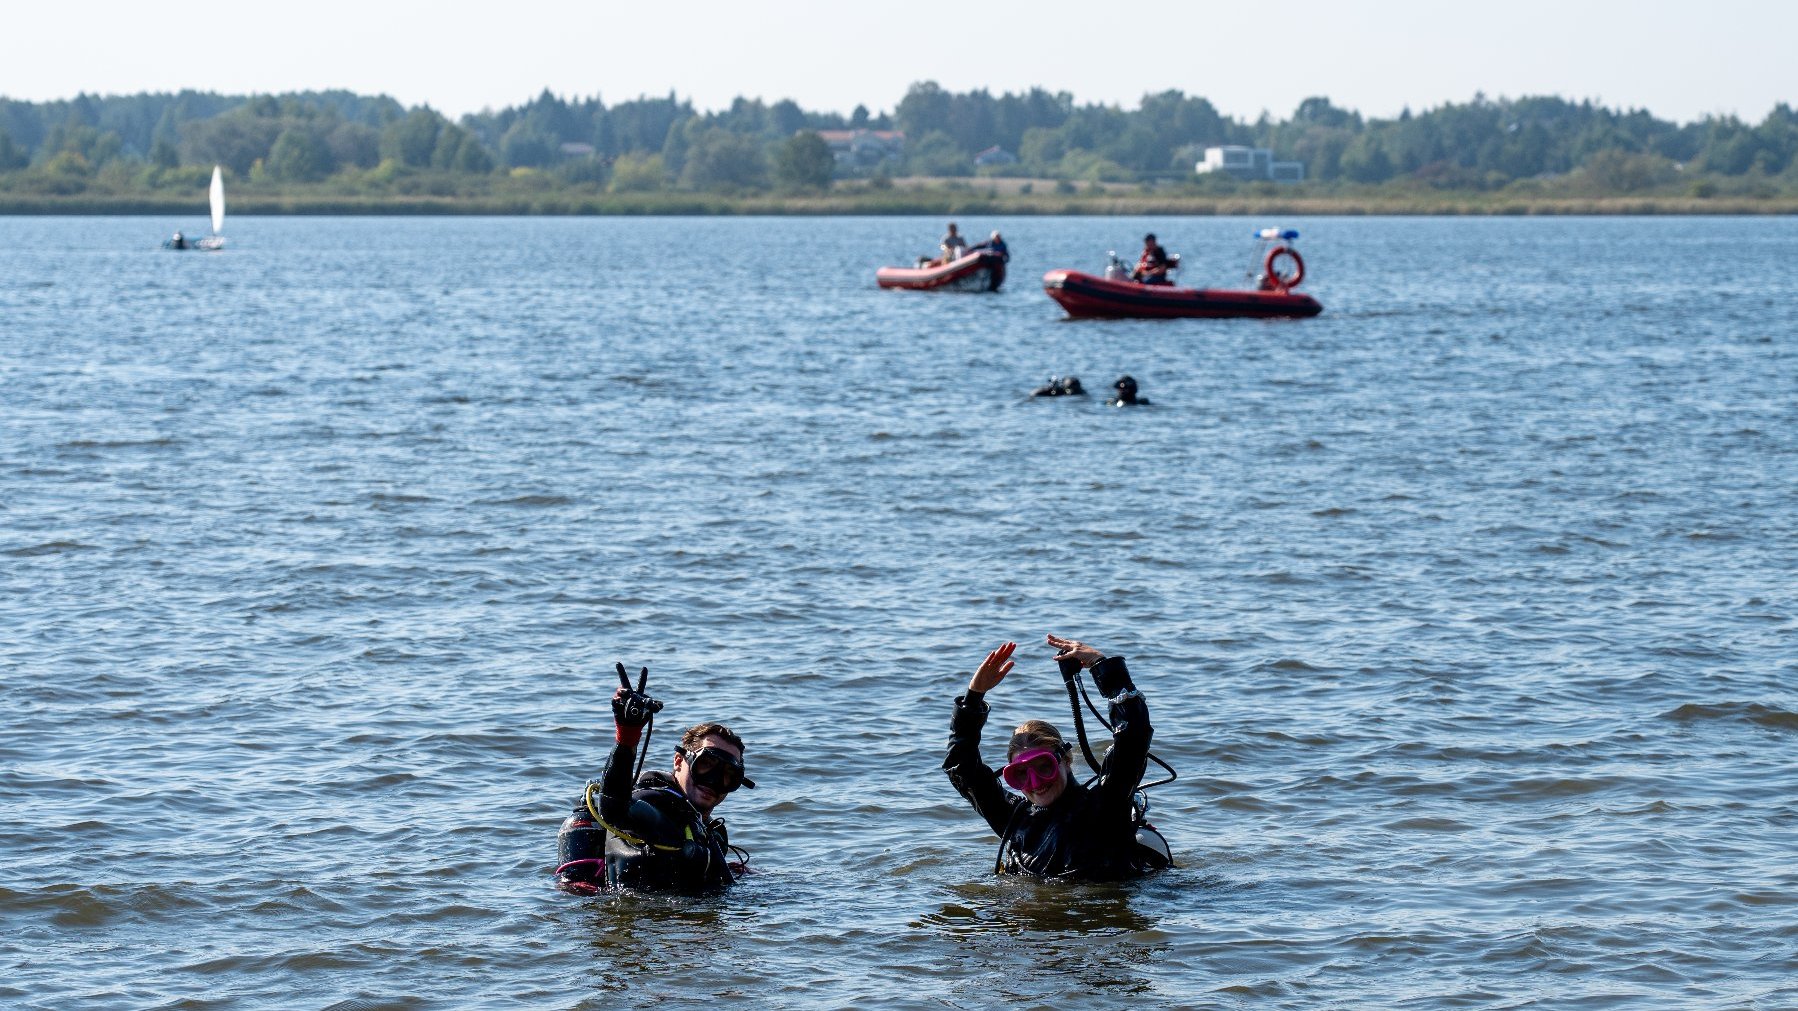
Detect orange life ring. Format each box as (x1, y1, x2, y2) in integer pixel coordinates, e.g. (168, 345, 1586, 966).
(1262, 245, 1305, 291)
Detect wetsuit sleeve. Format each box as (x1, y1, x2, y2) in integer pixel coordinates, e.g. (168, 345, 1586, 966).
(944, 690, 1024, 838)
(596, 742, 639, 827)
(1090, 656, 1153, 824)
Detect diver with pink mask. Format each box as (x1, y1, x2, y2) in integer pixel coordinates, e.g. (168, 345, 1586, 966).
(944, 634, 1173, 879)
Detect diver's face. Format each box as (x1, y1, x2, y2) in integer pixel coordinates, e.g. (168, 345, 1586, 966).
(1005, 748, 1072, 808)
(674, 734, 743, 815)
(1025, 758, 1070, 807)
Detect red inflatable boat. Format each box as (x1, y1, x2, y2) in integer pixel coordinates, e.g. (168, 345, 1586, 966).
(1043, 239, 1322, 319)
(877, 250, 1007, 292)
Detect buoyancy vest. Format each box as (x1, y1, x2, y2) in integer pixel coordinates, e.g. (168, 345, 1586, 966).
(598, 771, 736, 895)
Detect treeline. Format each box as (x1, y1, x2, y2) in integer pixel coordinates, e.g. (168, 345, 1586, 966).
(3, 83, 1796, 203)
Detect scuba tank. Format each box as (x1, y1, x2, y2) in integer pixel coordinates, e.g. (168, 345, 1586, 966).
(555, 785, 607, 894)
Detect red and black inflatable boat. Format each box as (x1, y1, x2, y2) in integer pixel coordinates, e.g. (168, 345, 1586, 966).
(1043, 242, 1322, 319)
(877, 250, 1007, 292)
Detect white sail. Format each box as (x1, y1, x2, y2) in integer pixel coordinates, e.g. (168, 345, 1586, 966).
(209, 166, 225, 234)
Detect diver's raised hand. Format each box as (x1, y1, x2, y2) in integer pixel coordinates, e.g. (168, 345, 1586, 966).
(969, 641, 1017, 693)
(1046, 634, 1104, 669)
(611, 662, 663, 740)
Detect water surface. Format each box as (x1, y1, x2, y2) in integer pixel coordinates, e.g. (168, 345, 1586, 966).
(1, 215, 1794, 1009)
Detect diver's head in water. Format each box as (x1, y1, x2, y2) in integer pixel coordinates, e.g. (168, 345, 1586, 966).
(1032, 375, 1087, 398)
(1004, 720, 1074, 808)
(1113, 375, 1140, 404)
(673, 722, 752, 816)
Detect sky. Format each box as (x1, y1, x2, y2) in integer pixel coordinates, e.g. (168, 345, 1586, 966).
(4, 1, 1792, 125)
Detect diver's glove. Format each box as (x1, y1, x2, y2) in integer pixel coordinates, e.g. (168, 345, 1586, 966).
(611, 662, 663, 746)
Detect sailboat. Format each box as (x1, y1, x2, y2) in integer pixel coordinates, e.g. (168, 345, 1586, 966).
(163, 166, 227, 251)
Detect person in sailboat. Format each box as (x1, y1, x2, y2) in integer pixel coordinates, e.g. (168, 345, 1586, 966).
(169, 230, 187, 250)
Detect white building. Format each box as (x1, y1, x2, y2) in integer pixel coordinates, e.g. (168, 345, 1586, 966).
(974, 145, 1018, 168)
(1196, 145, 1304, 182)
(816, 129, 906, 168)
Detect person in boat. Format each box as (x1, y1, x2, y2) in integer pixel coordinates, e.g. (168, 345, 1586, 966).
(169, 230, 187, 250)
(944, 635, 1170, 880)
(556, 665, 753, 895)
(1131, 233, 1176, 285)
(937, 222, 968, 264)
(1108, 375, 1149, 406)
(968, 230, 1010, 262)
(1031, 375, 1086, 398)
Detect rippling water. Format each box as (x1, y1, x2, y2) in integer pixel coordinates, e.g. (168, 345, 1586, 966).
(2, 215, 1794, 1009)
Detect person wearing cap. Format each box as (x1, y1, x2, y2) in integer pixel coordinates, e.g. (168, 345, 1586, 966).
(968, 230, 1010, 262)
(555, 667, 753, 895)
(943, 634, 1168, 880)
(1131, 233, 1175, 285)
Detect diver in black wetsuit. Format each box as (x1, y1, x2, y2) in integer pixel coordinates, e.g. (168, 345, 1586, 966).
(1108, 375, 1149, 406)
(556, 665, 753, 895)
(1031, 375, 1086, 398)
(944, 635, 1170, 880)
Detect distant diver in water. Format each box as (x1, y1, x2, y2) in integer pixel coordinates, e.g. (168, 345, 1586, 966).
(556, 664, 753, 896)
(1032, 375, 1087, 398)
(944, 635, 1173, 880)
(1108, 375, 1149, 406)
(169, 230, 187, 250)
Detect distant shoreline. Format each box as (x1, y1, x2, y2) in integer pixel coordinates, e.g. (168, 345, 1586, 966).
(4, 191, 1795, 217)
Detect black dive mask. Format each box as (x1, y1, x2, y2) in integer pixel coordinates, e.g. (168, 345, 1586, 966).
(680, 746, 755, 793)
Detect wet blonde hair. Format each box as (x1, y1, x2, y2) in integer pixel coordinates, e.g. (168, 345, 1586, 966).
(1007, 719, 1070, 762)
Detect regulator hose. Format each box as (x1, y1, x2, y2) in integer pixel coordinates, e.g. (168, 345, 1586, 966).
(1060, 655, 1178, 791)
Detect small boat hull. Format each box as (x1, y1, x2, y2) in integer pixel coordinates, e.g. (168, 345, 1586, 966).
(1042, 270, 1322, 319)
(877, 251, 1006, 292)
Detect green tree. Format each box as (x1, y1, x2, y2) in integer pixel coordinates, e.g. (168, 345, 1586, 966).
(1581, 148, 1675, 192)
(608, 151, 666, 192)
(903, 130, 969, 176)
(499, 120, 556, 168)
(267, 126, 334, 181)
(896, 81, 951, 140)
(447, 131, 494, 173)
(327, 122, 381, 169)
(183, 114, 281, 175)
(1339, 133, 1393, 183)
(679, 127, 765, 189)
(381, 109, 445, 167)
(0, 129, 27, 171)
(149, 135, 181, 169)
(773, 131, 833, 189)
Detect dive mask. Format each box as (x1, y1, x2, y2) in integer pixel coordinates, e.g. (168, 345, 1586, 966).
(1001, 747, 1062, 794)
(680, 746, 755, 793)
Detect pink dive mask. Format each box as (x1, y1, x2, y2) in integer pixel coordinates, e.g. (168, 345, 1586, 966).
(1001, 747, 1063, 793)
